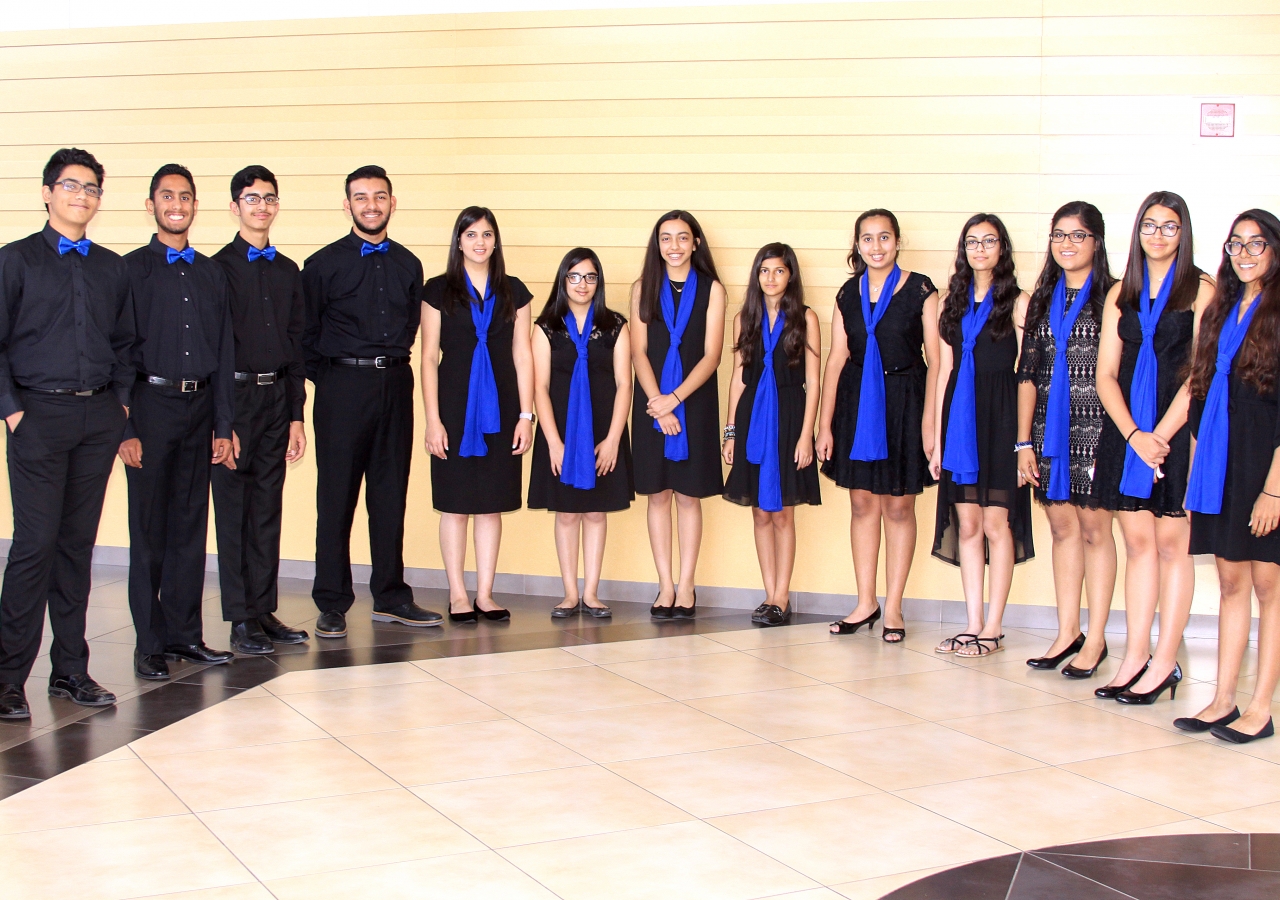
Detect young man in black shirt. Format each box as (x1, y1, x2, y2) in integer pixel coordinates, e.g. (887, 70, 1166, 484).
(0, 149, 134, 719)
(120, 164, 235, 680)
(301, 165, 441, 637)
(211, 166, 309, 655)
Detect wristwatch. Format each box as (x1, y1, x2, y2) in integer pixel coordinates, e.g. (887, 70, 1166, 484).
(519, 411, 536, 424)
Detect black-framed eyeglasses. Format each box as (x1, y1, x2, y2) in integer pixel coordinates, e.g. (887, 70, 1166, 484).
(1051, 230, 1093, 244)
(964, 236, 999, 250)
(565, 273, 599, 285)
(238, 193, 279, 206)
(1225, 239, 1270, 257)
(55, 178, 102, 199)
(1140, 221, 1180, 237)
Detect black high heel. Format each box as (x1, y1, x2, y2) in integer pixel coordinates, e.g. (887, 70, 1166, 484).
(672, 590, 697, 618)
(1094, 658, 1149, 699)
(1174, 707, 1240, 733)
(651, 592, 674, 619)
(1062, 643, 1109, 679)
(831, 606, 881, 635)
(1026, 633, 1085, 670)
(1116, 662, 1182, 705)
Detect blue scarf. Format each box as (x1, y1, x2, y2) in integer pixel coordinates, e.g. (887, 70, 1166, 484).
(849, 264, 903, 461)
(560, 306, 597, 490)
(942, 283, 994, 484)
(746, 303, 786, 512)
(1186, 292, 1261, 515)
(654, 269, 699, 460)
(1119, 260, 1176, 497)
(1041, 274, 1093, 500)
(459, 272, 502, 458)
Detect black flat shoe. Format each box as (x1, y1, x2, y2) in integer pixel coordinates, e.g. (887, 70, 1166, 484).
(476, 601, 511, 622)
(831, 606, 881, 635)
(551, 603, 580, 619)
(1116, 662, 1182, 705)
(650, 593, 674, 619)
(759, 604, 791, 627)
(230, 620, 275, 655)
(315, 610, 347, 638)
(165, 643, 234, 665)
(1174, 707, 1241, 733)
(1062, 643, 1109, 679)
(1027, 633, 1085, 670)
(48, 673, 116, 707)
(258, 613, 308, 644)
(373, 602, 444, 627)
(448, 602, 479, 623)
(751, 602, 770, 624)
(0, 683, 30, 720)
(1211, 717, 1275, 744)
(134, 652, 170, 681)
(1095, 658, 1149, 699)
(582, 602, 612, 618)
(672, 590, 697, 618)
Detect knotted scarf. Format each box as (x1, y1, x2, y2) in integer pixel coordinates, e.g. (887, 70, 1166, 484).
(559, 306, 597, 490)
(1041, 274, 1093, 500)
(849, 264, 903, 461)
(459, 272, 501, 457)
(654, 269, 699, 460)
(942, 282, 994, 485)
(1119, 260, 1176, 498)
(745, 303, 786, 512)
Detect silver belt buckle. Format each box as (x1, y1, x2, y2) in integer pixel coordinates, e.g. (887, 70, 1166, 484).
(74, 389, 94, 397)
(256, 373, 275, 385)
(180, 379, 199, 393)
(374, 356, 388, 368)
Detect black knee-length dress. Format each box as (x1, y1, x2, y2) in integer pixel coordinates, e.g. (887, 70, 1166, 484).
(528, 315, 635, 513)
(425, 273, 533, 515)
(933, 314, 1034, 566)
(724, 315, 822, 509)
(822, 271, 935, 496)
(632, 276, 724, 498)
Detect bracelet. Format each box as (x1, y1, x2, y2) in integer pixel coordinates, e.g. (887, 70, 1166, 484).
(1264, 490, 1280, 499)
(671, 390, 683, 404)
(723, 424, 736, 442)
(1014, 441, 1032, 452)
(519, 411, 535, 422)
(1125, 427, 1139, 443)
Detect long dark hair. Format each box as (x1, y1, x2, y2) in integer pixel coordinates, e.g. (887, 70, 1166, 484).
(735, 243, 807, 368)
(1118, 191, 1202, 313)
(442, 206, 514, 320)
(1025, 201, 1114, 334)
(534, 247, 625, 335)
(847, 208, 901, 275)
(637, 210, 721, 323)
(940, 213, 1020, 343)
(1190, 209, 1280, 399)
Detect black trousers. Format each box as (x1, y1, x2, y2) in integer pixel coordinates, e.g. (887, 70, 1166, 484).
(126, 383, 215, 656)
(212, 380, 290, 622)
(312, 363, 414, 614)
(0, 392, 126, 684)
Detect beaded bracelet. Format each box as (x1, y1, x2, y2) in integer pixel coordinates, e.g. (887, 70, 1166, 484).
(1014, 441, 1033, 452)
(722, 425, 736, 443)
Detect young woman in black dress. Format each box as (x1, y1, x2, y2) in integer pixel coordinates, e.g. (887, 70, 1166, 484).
(1178, 210, 1280, 743)
(421, 207, 534, 623)
(630, 211, 727, 617)
(723, 244, 822, 627)
(930, 214, 1032, 657)
(1018, 202, 1118, 677)
(529, 248, 634, 619)
(816, 209, 940, 642)
(1094, 192, 1214, 703)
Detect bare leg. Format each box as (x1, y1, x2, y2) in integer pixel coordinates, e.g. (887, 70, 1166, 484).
(1192, 558, 1253, 722)
(1075, 507, 1118, 668)
(1043, 502, 1086, 656)
(840, 489, 882, 625)
(752, 507, 778, 603)
(881, 494, 917, 634)
(472, 513, 503, 612)
(439, 512, 472, 614)
(772, 507, 797, 610)
(581, 512, 608, 608)
(977, 505, 1014, 639)
(936, 502, 987, 651)
(646, 490, 676, 606)
(553, 512, 583, 609)
(1106, 510, 1159, 688)
(1129, 515, 1193, 691)
(674, 492, 703, 607)
(1238, 561, 1280, 734)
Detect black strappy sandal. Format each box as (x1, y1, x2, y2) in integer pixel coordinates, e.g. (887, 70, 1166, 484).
(882, 628, 906, 644)
(956, 634, 1005, 658)
(935, 633, 977, 654)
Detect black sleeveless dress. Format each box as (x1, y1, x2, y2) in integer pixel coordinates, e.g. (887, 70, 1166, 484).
(528, 315, 635, 513)
(932, 313, 1034, 566)
(724, 313, 822, 509)
(632, 277, 725, 498)
(1092, 304, 1193, 517)
(424, 274, 533, 515)
(822, 271, 935, 495)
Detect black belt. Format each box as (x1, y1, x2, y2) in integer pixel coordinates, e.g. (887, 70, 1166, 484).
(235, 367, 289, 385)
(330, 356, 409, 368)
(137, 373, 208, 392)
(15, 383, 109, 397)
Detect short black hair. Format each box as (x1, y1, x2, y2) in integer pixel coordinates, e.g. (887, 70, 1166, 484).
(345, 165, 392, 197)
(43, 148, 105, 188)
(149, 163, 196, 201)
(230, 165, 278, 201)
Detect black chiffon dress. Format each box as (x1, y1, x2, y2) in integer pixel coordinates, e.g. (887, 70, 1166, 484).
(632, 276, 725, 498)
(822, 272, 935, 496)
(425, 274, 533, 515)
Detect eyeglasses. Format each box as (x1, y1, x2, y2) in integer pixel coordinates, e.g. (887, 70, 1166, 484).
(565, 273, 599, 285)
(964, 237, 1000, 250)
(1140, 221, 1181, 237)
(238, 193, 279, 206)
(55, 179, 102, 199)
(1224, 239, 1270, 257)
(1051, 230, 1093, 244)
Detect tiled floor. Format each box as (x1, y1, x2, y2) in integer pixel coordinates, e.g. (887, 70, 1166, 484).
(0, 568, 1278, 899)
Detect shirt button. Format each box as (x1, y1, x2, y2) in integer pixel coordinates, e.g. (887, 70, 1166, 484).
(185, 351, 190, 356)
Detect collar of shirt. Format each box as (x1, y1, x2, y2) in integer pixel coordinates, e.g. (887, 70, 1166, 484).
(232, 232, 274, 263)
(42, 222, 89, 257)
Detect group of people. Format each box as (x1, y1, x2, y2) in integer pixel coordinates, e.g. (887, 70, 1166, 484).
(0, 149, 1274, 748)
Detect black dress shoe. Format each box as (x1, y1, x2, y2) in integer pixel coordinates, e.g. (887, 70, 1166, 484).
(1174, 707, 1241, 733)
(751, 602, 770, 624)
(1062, 643, 1108, 679)
(1095, 658, 1149, 699)
(230, 620, 275, 656)
(1027, 633, 1085, 670)
(315, 610, 347, 638)
(650, 593, 674, 619)
(1116, 662, 1182, 705)
(582, 602, 612, 619)
(0, 683, 30, 720)
(48, 673, 116, 707)
(164, 643, 234, 665)
(1211, 717, 1275, 744)
(372, 602, 444, 627)
(477, 603, 511, 622)
(759, 604, 791, 627)
(258, 613, 308, 644)
(550, 603, 580, 619)
(672, 590, 697, 618)
(135, 652, 170, 681)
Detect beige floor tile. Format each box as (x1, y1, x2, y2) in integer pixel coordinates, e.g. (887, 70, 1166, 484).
(944, 629, 1057, 668)
(747, 641, 953, 683)
(712, 794, 1012, 884)
(898, 767, 1185, 850)
(1092, 818, 1236, 841)
(414, 647, 592, 681)
(199, 788, 482, 880)
(146, 738, 397, 812)
(1090, 680, 1249, 735)
(522, 700, 764, 763)
(603, 652, 820, 700)
(830, 868, 948, 900)
(500, 819, 818, 900)
(281, 681, 505, 736)
(978, 656, 1127, 700)
(264, 661, 436, 696)
(125, 885, 276, 900)
(0, 758, 186, 834)
(837, 667, 1064, 720)
(1179, 637, 1253, 682)
(0, 815, 251, 900)
(1205, 799, 1280, 832)
(90, 744, 139, 763)
(131, 696, 329, 757)
(226, 685, 272, 700)
(341, 718, 591, 786)
(688, 684, 921, 742)
(265, 850, 560, 900)
(760, 890, 847, 900)
(449, 665, 667, 717)
(1064, 741, 1280, 818)
(703, 622, 842, 650)
(413, 764, 690, 847)
(783, 722, 1042, 792)
(564, 634, 735, 664)
(609, 743, 877, 818)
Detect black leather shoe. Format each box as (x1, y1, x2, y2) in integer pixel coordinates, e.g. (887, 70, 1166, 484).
(230, 620, 275, 656)
(759, 604, 792, 627)
(1062, 643, 1109, 679)
(650, 593, 674, 619)
(135, 652, 170, 681)
(1175, 707, 1241, 733)
(582, 602, 612, 619)
(315, 610, 347, 638)
(0, 683, 30, 719)
(551, 603, 580, 619)
(672, 590, 697, 618)
(372, 602, 444, 627)
(48, 673, 116, 707)
(1211, 717, 1275, 744)
(1027, 633, 1085, 670)
(258, 613, 308, 644)
(1095, 658, 1149, 699)
(751, 602, 770, 624)
(1116, 662, 1182, 705)
(164, 643, 234, 665)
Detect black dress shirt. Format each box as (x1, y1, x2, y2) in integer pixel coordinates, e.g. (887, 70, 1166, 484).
(300, 231, 423, 381)
(0, 223, 135, 418)
(213, 234, 307, 422)
(123, 235, 235, 440)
